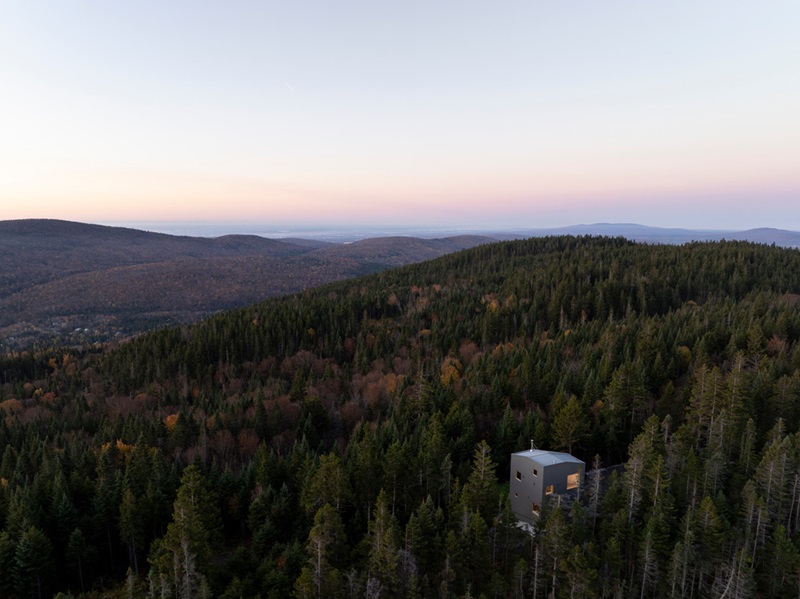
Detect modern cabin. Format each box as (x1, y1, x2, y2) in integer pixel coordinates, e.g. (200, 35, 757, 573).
(509, 449, 584, 523)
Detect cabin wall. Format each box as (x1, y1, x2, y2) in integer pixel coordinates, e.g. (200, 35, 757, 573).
(509, 454, 585, 522)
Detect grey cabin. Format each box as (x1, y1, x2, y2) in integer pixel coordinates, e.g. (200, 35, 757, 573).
(509, 449, 584, 523)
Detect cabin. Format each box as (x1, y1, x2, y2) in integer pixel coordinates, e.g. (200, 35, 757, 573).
(509, 448, 584, 523)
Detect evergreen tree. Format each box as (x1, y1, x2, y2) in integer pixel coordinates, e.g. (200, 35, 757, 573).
(294, 503, 346, 599)
(120, 486, 145, 575)
(460, 440, 498, 521)
(149, 465, 221, 599)
(551, 394, 590, 454)
(366, 490, 399, 597)
(13, 525, 54, 599)
(66, 527, 90, 594)
(302, 453, 352, 515)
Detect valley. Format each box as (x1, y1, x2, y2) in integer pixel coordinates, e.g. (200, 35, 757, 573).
(0, 219, 492, 349)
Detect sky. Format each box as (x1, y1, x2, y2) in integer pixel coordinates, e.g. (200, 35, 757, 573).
(1, 1, 799, 232)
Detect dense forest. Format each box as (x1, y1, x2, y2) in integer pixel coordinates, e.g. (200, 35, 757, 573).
(2, 236, 800, 598)
(0, 219, 490, 350)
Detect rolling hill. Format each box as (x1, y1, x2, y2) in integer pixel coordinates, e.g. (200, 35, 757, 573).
(4, 218, 798, 350)
(0, 219, 492, 349)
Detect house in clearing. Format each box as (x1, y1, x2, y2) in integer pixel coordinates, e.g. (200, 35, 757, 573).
(509, 448, 584, 523)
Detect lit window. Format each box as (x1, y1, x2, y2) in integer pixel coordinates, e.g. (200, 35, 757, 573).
(532, 502, 540, 514)
(533, 468, 538, 477)
(515, 471, 522, 481)
(567, 472, 580, 490)
(545, 485, 554, 495)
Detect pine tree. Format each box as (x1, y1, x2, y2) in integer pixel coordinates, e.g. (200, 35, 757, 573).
(120, 486, 145, 575)
(150, 465, 221, 599)
(418, 414, 449, 506)
(294, 503, 346, 599)
(460, 510, 490, 595)
(711, 548, 756, 599)
(695, 496, 725, 595)
(406, 495, 444, 586)
(367, 490, 399, 596)
(585, 455, 603, 534)
(539, 507, 570, 599)
(0, 531, 16, 598)
(302, 453, 352, 515)
(602, 362, 648, 449)
(460, 440, 498, 521)
(755, 433, 792, 527)
(686, 364, 724, 449)
(741, 480, 769, 567)
(763, 524, 800, 596)
(623, 417, 659, 525)
(384, 440, 413, 516)
(66, 527, 89, 594)
(13, 525, 54, 599)
(563, 543, 598, 599)
(551, 394, 589, 454)
(638, 518, 659, 599)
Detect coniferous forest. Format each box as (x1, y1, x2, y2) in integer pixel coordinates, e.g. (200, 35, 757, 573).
(3, 236, 800, 598)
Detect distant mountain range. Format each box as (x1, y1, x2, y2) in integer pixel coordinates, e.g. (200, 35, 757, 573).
(1, 219, 797, 349)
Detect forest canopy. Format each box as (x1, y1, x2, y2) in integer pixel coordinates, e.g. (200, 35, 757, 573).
(2, 235, 800, 598)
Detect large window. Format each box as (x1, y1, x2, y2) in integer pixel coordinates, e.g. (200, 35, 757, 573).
(567, 472, 580, 490)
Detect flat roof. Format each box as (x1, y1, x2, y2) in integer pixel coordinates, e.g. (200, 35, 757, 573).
(512, 449, 584, 467)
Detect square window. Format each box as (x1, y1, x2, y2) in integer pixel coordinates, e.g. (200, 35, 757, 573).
(515, 470, 522, 481)
(567, 472, 580, 490)
(545, 485, 554, 495)
(532, 502, 540, 513)
(533, 468, 538, 477)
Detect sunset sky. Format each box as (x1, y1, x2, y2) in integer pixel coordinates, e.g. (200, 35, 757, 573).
(1, 2, 799, 231)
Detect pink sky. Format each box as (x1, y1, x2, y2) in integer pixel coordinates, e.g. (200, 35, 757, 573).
(1, 2, 799, 230)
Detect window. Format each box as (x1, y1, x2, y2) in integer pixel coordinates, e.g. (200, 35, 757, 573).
(532, 468, 538, 477)
(514, 492, 518, 498)
(532, 502, 540, 514)
(515, 471, 522, 481)
(567, 472, 580, 490)
(545, 485, 554, 495)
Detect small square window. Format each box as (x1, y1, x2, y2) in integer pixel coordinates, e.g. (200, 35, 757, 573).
(533, 468, 538, 477)
(545, 485, 554, 495)
(532, 502, 540, 514)
(514, 492, 518, 497)
(515, 470, 522, 481)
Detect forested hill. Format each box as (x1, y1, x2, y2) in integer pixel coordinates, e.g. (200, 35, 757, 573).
(3, 236, 800, 597)
(0, 219, 492, 349)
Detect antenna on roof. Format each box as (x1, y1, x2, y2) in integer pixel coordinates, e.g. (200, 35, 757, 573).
(530, 439, 537, 451)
